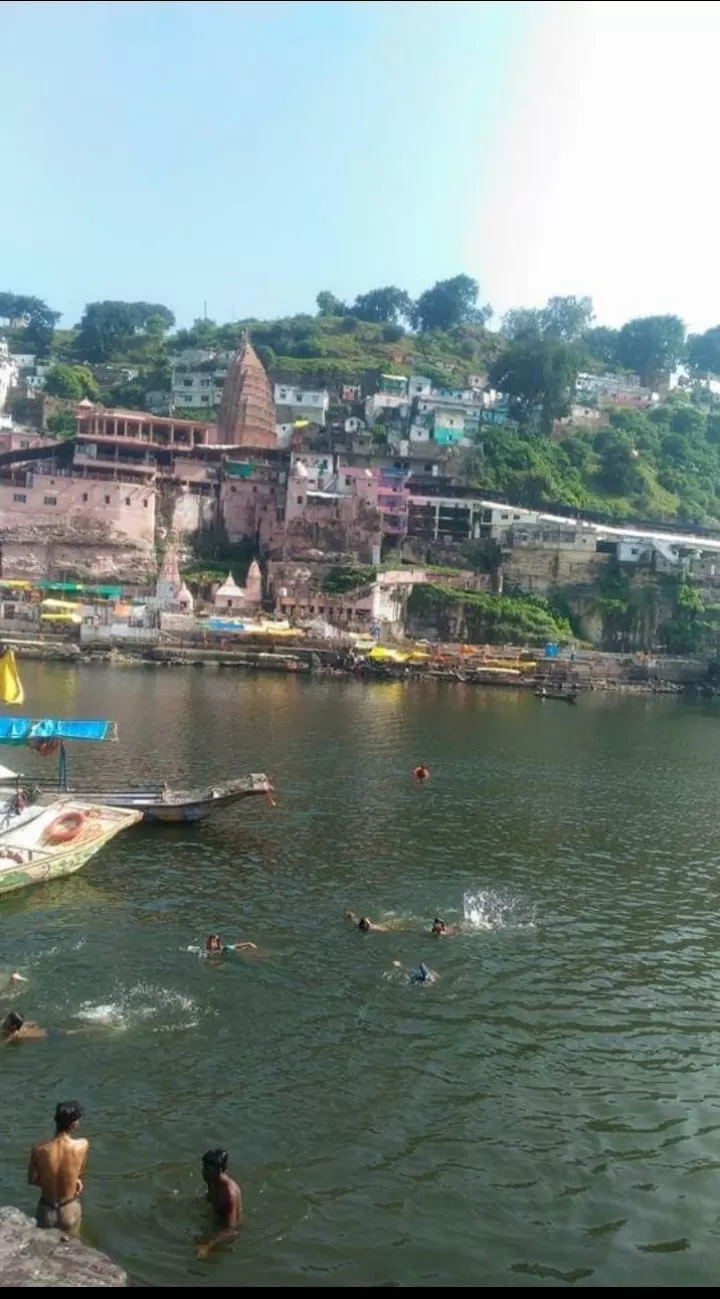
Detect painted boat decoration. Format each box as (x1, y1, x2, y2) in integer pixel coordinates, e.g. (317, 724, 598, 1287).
(0, 800, 141, 896)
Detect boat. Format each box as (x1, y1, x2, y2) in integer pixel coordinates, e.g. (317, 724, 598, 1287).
(0, 718, 274, 824)
(535, 688, 578, 704)
(0, 800, 141, 897)
(37, 773, 274, 824)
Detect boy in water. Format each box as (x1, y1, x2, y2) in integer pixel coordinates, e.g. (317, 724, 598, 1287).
(197, 1148, 243, 1259)
(205, 934, 258, 956)
(430, 917, 461, 937)
(1, 1011, 46, 1042)
(27, 1100, 88, 1232)
(345, 912, 393, 933)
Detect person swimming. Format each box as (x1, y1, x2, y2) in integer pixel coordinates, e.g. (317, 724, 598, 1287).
(1, 1011, 46, 1043)
(410, 962, 438, 985)
(412, 764, 430, 783)
(205, 933, 258, 956)
(345, 912, 393, 933)
(430, 917, 460, 936)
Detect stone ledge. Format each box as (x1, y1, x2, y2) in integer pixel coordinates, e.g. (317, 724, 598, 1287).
(0, 1206, 127, 1287)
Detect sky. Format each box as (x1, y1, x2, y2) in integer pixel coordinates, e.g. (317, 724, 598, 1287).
(2, 0, 720, 332)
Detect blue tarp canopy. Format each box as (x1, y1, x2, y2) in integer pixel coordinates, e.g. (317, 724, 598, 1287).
(0, 718, 117, 745)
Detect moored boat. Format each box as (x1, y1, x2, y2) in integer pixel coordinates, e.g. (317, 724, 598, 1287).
(535, 688, 578, 704)
(0, 800, 141, 896)
(0, 718, 274, 825)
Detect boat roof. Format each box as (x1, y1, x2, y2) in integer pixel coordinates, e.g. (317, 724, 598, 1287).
(0, 719, 117, 745)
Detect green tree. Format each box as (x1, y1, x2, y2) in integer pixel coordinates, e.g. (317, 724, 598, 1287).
(487, 337, 582, 435)
(502, 296, 593, 343)
(73, 300, 175, 362)
(687, 326, 720, 376)
(413, 274, 479, 332)
(316, 291, 346, 316)
(352, 286, 412, 324)
(582, 325, 620, 369)
(594, 428, 644, 495)
(615, 315, 686, 386)
(46, 411, 78, 439)
(44, 363, 99, 400)
(541, 295, 594, 342)
(0, 292, 60, 357)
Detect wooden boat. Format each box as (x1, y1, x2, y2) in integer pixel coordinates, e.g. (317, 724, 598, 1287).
(535, 688, 578, 704)
(37, 773, 274, 824)
(0, 719, 274, 825)
(0, 800, 141, 897)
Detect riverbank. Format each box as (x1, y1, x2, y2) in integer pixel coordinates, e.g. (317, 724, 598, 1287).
(0, 1207, 127, 1286)
(3, 635, 715, 694)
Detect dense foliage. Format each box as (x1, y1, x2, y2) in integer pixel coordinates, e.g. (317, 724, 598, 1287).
(407, 583, 573, 646)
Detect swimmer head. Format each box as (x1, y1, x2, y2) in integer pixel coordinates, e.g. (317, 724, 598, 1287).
(205, 934, 223, 953)
(202, 1148, 228, 1182)
(1, 1010, 24, 1035)
(431, 917, 446, 935)
(358, 917, 371, 933)
(55, 1101, 83, 1134)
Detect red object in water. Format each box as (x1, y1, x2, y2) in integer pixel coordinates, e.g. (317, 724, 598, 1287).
(412, 765, 430, 783)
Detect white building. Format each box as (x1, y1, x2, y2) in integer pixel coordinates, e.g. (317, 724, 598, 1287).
(170, 349, 235, 410)
(0, 342, 18, 412)
(274, 384, 329, 427)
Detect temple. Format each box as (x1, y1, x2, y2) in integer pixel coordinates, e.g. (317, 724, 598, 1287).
(216, 338, 277, 449)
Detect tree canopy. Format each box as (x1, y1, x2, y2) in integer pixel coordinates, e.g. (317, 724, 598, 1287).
(488, 337, 583, 435)
(687, 326, 720, 377)
(413, 275, 480, 332)
(44, 363, 99, 401)
(352, 286, 412, 325)
(73, 300, 176, 362)
(615, 315, 686, 386)
(0, 292, 60, 357)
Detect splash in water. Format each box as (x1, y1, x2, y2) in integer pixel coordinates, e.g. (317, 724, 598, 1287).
(75, 983, 199, 1031)
(462, 889, 536, 931)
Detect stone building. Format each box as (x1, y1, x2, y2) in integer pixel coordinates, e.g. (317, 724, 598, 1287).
(216, 339, 276, 450)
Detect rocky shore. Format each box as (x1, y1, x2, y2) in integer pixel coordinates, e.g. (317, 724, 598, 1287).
(0, 1206, 127, 1286)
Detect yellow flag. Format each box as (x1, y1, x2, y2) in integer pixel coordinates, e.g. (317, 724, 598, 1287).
(0, 649, 24, 706)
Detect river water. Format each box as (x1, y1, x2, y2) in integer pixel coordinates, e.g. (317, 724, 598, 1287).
(1, 664, 720, 1286)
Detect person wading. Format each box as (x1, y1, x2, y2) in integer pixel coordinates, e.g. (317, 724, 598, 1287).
(27, 1100, 88, 1232)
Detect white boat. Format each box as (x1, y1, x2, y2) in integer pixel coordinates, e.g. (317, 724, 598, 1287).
(0, 799, 141, 897)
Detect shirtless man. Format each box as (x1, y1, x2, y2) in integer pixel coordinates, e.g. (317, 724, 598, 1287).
(197, 1148, 243, 1259)
(27, 1100, 88, 1232)
(205, 933, 258, 956)
(430, 917, 461, 937)
(1, 1011, 46, 1042)
(345, 912, 393, 933)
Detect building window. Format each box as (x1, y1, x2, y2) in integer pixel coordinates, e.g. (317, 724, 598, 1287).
(279, 389, 287, 400)
(143, 500, 148, 508)
(82, 492, 88, 502)
(13, 493, 26, 503)
(231, 485, 237, 493)
(296, 496, 303, 505)
(44, 495, 57, 506)
(125, 497, 131, 506)
(105, 495, 111, 505)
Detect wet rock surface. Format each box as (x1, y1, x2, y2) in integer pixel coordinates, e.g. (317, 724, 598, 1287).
(0, 1206, 127, 1287)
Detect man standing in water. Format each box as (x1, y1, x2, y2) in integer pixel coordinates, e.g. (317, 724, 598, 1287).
(27, 1100, 88, 1232)
(197, 1149, 243, 1259)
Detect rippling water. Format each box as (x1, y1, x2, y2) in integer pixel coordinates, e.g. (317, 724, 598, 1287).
(2, 665, 720, 1285)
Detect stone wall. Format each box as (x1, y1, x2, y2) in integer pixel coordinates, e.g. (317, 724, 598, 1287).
(0, 474, 155, 547)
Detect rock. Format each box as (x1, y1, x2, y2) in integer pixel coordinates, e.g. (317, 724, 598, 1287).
(0, 1206, 127, 1287)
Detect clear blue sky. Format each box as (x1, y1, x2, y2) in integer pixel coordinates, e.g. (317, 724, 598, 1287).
(3, 1, 719, 332)
(1, 0, 530, 327)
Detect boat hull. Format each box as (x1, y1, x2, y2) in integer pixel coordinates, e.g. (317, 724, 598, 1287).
(0, 804, 141, 896)
(36, 774, 274, 824)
